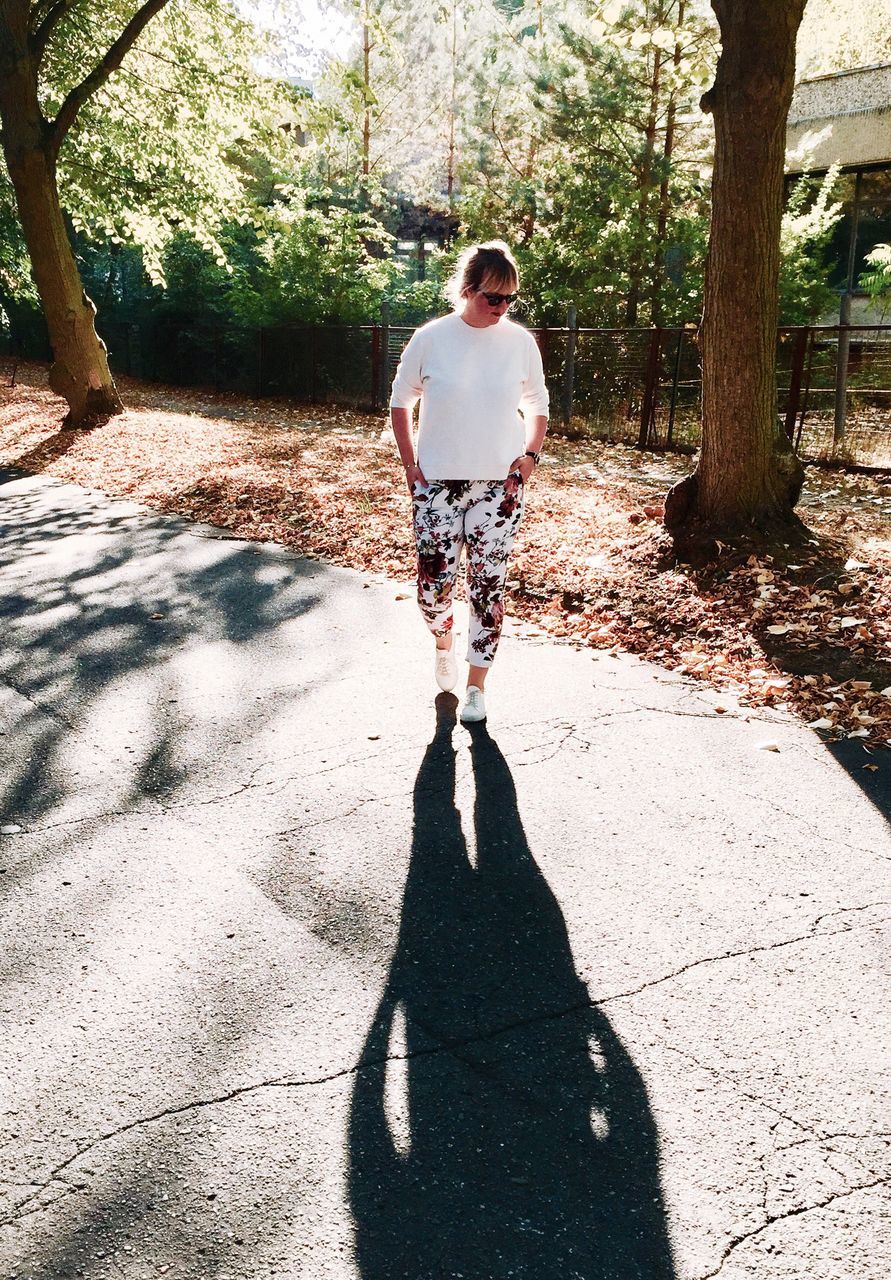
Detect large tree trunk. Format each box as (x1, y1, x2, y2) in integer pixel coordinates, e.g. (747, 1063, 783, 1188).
(666, 0, 806, 535)
(0, 16, 122, 425)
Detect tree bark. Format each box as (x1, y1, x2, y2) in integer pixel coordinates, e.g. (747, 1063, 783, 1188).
(652, 0, 684, 325)
(667, 0, 806, 534)
(625, 42, 662, 327)
(0, 0, 169, 425)
(362, 19, 372, 177)
(0, 3, 121, 423)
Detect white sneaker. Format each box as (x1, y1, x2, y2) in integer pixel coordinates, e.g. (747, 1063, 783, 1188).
(460, 686, 486, 723)
(434, 637, 458, 692)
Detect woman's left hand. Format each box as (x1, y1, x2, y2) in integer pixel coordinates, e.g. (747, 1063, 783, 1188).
(508, 455, 536, 484)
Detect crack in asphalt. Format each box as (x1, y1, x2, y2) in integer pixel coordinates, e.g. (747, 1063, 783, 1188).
(772, 1129, 891, 1185)
(597, 908, 890, 1006)
(775, 1129, 891, 1152)
(270, 792, 400, 837)
(810, 902, 891, 931)
(0, 674, 78, 733)
(512, 722, 581, 765)
(4, 902, 886, 1228)
(13, 761, 308, 837)
(0, 992, 596, 1230)
(648, 1036, 827, 1142)
(698, 1175, 891, 1279)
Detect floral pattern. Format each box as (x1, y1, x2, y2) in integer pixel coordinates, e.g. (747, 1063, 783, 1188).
(412, 471, 525, 666)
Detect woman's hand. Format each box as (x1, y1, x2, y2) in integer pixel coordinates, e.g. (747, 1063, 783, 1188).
(405, 462, 427, 493)
(508, 455, 536, 484)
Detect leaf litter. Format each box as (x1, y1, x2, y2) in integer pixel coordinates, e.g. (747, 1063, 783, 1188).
(2, 363, 889, 745)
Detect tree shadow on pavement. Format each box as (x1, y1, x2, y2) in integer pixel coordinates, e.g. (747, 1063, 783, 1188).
(348, 696, 677, 1280)
(0, 466, 323, 835)
(0, 467, 331, 1267)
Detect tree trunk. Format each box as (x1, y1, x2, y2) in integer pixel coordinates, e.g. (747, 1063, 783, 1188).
(667, 0, 806, 534)
(652, 0, 684, 325)
(362, 20, 372, 178)
(626, 44, 662, 327)
(446, 0, 457, 212)
(0, 16, 122, 425)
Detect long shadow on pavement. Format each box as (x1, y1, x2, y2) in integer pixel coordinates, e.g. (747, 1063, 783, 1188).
(349, 695, 677, 1280)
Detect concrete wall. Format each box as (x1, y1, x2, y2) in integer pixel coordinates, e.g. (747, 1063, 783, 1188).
(787, 63, 891, 172)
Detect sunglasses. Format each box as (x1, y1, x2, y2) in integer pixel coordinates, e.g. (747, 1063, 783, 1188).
(478, 290, 519, 306)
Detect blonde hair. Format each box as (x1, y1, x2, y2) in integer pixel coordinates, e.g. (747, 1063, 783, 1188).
(443, 240, 519, 309)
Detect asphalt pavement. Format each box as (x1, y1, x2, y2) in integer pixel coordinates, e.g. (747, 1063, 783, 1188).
(1, 467, 888, 1280)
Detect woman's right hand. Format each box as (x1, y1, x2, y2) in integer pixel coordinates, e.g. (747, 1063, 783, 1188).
(405, 462, 427, 493)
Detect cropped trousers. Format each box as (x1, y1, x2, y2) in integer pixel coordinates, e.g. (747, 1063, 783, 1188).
(411, 471, 525, 667)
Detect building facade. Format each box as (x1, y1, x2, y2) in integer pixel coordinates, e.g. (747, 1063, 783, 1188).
(786, 63, 891, 321)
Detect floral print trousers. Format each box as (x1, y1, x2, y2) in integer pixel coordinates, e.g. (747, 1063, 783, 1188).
(412, 472, 525, 667)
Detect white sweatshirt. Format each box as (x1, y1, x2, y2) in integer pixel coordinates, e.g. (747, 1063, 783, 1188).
(389, 312, 549, 480)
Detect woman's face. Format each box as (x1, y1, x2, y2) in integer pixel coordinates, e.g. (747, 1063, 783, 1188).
(461, 272, 518, 327)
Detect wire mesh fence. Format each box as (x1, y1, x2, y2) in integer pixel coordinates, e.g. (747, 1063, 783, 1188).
(3, 313, 889, 466)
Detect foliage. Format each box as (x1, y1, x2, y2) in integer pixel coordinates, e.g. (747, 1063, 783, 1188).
(0, 0, 298, 290)
(1, 0, 853, 339)
(778, 170, 844, 324)
(250, 196, 401, 323)
(459, 0, 716, 326)
(0, 168, 36, 307)
(859, 244, 891, 315)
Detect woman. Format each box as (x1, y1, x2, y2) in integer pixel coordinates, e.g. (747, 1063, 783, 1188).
(390, 241, 549, 723)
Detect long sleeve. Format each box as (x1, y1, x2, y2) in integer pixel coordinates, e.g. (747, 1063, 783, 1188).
(389, 329, 425, 412)
(518, 333, 549, 419)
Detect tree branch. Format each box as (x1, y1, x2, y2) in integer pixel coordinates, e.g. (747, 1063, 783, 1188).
(368, 93, 451, 175)
(489, 103, 525, 178)
(47, 0, 171, 161)
(28, 0, 61, 31)
(30, 0, 80, 62)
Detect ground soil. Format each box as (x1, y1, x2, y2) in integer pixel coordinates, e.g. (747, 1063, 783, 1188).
(2, 362, 889, 746)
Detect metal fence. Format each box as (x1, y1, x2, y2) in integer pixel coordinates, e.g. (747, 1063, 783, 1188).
(3, 313, 890, 465)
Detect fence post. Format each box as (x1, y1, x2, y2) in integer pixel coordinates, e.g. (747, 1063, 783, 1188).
(256, 328, 264, 398)
(784, 326, 808, 443)
(379, 301, 391, 409)
(370, 324, 381, 411)
(666, 328, 683, 447)
(561, 304, 577, 429)
(637, 327, 662, 448)
(833, 291, 851, 450)
(795, 328, 815, 452)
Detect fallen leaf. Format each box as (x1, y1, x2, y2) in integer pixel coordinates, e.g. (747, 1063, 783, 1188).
(756, 740, 781, 752)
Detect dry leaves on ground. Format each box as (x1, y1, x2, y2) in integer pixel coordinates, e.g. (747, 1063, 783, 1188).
(2, 363, 889, 746)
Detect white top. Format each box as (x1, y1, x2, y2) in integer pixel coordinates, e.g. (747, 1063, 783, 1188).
(389, 312, 549, 480)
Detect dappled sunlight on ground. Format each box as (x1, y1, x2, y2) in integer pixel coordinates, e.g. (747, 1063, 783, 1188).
(2, 363, 889, 744)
